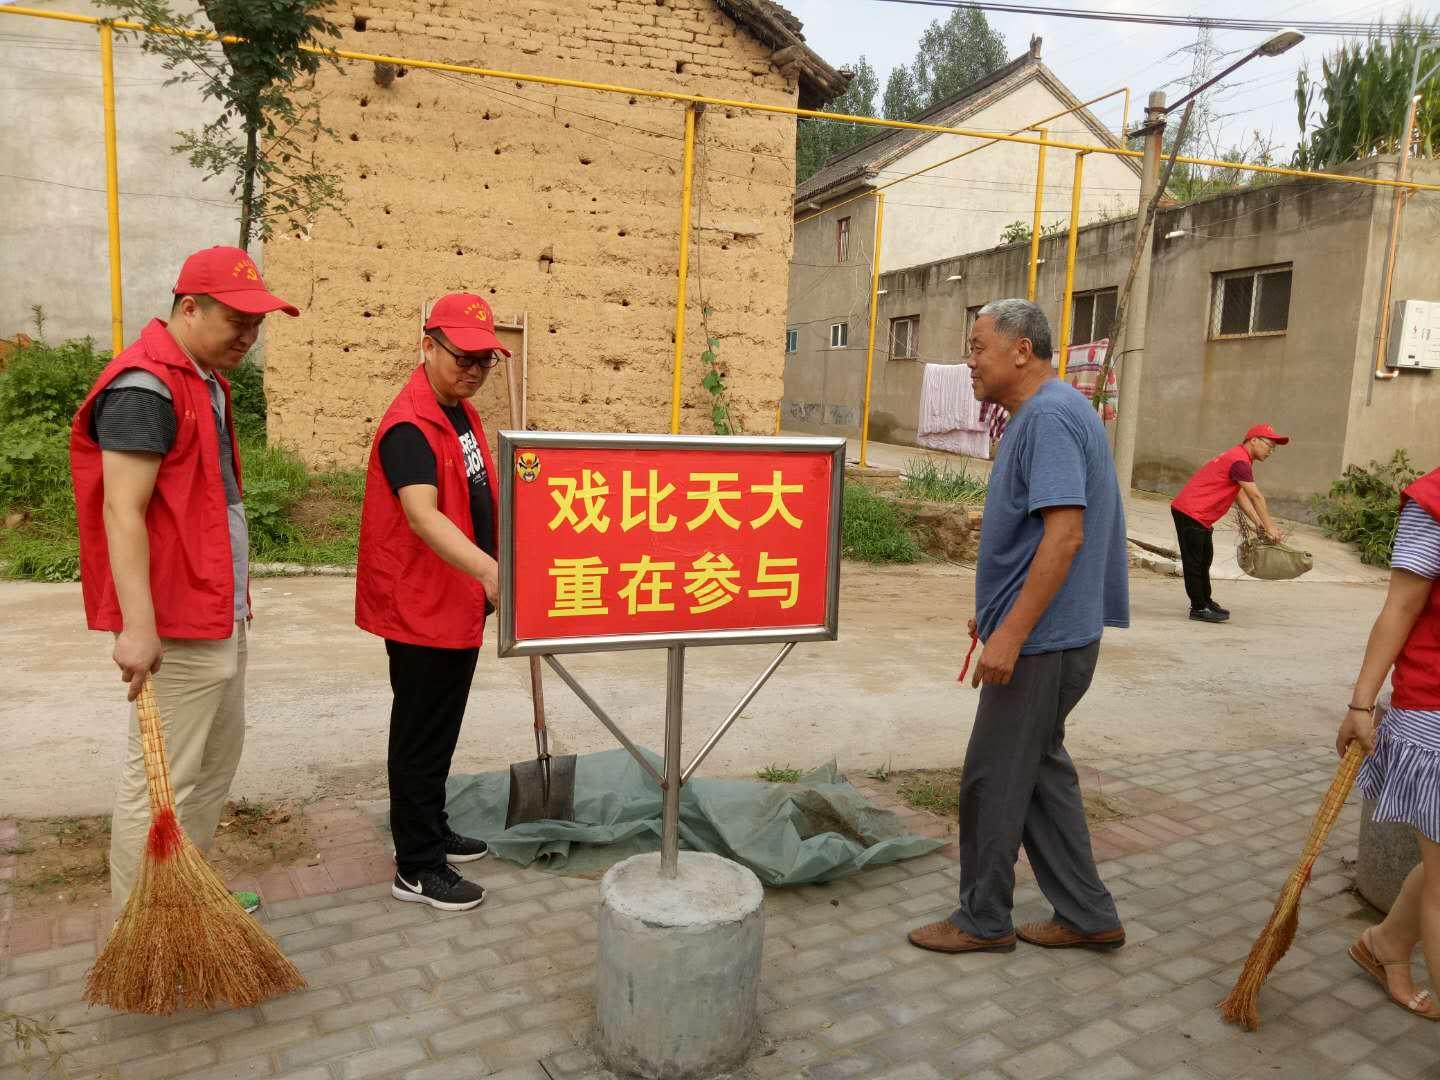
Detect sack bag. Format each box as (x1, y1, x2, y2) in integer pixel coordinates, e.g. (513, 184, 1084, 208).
(1237, 538, 1313, 580)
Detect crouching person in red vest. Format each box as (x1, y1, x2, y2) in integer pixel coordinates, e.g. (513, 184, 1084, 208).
(70, 246, 300, 914)
(355, 292, 507, 912)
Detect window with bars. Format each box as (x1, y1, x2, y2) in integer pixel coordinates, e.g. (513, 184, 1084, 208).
(890, 316, 918, 359)
(1210, 265, 1292, 339)
(830, 321, 849, 348)
(785, 327, 798, 354)
(1070, 288, 1118, 346)
(963, 305, 983, 355)
(836, 217, 850, 262)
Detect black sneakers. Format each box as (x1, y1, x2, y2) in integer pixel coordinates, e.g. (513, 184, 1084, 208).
(443, 830, 489, 864)
(392, 830, 490, 866)
(1206, 601, 1231, 618)
(391, 865, 487, 911)
(1189, 607, 1228, 623)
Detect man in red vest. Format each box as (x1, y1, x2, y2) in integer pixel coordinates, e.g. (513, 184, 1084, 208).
(1170, 423, 1288, 623)
(70, 246, 299, 912)
(355, 292, 506, 912)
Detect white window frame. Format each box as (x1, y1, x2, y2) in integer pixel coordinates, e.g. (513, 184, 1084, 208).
(1210, 264, 1293, 340)
(829, 321, 849, 349)
(785, 327, 798, 354)
(890, 315, 919, 360)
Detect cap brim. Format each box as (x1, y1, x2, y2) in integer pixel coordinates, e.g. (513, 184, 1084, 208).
(1270, 434, 1290, 445)
(436, 324, 512, 357)
(211, 288, 301, 318)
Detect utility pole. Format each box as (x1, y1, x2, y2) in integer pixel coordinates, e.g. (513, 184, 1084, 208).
(1112, 91, 1166, 495)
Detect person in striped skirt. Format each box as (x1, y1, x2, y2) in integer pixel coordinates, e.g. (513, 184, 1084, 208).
(1337, 466, 1440, 1021)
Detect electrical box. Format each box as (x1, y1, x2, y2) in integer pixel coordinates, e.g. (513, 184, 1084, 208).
(1387, 299, 1440, 370)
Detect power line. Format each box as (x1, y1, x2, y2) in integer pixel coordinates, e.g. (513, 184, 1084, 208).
(866, 0, 1410, 35)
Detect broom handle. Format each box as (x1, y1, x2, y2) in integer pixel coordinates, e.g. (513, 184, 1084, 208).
(136, 678, 177, 819)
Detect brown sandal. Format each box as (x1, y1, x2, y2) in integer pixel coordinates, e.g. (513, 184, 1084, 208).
(1349, 928, 1440, 1021)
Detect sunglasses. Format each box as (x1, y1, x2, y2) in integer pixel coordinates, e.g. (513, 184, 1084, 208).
(430, 334, 501, 370)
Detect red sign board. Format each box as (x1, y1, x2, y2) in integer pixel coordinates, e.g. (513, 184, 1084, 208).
(498, 435, 844, 655)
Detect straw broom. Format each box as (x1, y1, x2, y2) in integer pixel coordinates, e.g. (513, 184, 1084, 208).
(1218, 742, 1365, 1031)
(84, 678, 306, 1014)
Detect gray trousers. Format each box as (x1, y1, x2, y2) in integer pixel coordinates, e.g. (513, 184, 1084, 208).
(949, 640, 1120, 939)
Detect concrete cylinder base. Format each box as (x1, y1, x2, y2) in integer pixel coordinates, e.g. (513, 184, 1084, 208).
(595, 852, 764, 1080)
(1357, 797, 1420, 914)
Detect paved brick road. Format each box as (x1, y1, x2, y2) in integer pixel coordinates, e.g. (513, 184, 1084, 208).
(3, 745, 1436, 1079)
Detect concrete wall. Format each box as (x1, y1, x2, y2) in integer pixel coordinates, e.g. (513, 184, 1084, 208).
(1341, 157, 1440, 477)
(260, 0, 802, 467)
(781, 189, 878, 436)
(0, 1, 240, 347)
(785, 160, 1440, 515)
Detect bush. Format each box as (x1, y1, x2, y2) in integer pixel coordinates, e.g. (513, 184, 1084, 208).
(228, 355, 267, 441)
(841, 482, 922, 564)
(1313, 450, 1421, 566)
(0, 339, 107, 427)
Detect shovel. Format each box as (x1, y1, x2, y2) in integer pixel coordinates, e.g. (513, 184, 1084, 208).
(505, 656, 577, 826)
(497, 323, 577, 827)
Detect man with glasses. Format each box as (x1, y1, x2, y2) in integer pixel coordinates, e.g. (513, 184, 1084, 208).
(1170, 423, 1289, 624)
(356, 292, 507, 911)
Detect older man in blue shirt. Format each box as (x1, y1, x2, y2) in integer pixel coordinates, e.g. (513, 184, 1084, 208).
(909, 299, 1130, 955)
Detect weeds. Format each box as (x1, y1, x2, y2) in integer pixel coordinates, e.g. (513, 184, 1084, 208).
(863, 760, 892, 782)
(1313, 450, 1421, 566)
(841, 483, 921, 564)
(901, 458, 988, 503)
(3, 1011, 71, 1078)
(755, 764, 803, 784)
(897, 770, 961, 815)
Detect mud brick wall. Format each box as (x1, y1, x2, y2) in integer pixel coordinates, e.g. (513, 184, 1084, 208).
(262, 0, 802, 466)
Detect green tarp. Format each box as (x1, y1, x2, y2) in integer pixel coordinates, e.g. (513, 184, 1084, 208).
(442, 748, 944, 886)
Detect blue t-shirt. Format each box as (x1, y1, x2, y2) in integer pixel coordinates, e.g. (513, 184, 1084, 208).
(976, 377, 1130, 654)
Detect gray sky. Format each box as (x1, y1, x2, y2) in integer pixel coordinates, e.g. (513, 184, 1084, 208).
(783, 0, 1416, 159)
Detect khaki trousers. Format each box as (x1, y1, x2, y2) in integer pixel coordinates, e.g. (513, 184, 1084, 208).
(109, 622, 247, 906)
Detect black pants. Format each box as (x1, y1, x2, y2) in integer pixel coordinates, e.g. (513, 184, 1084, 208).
(1171, 507, 1214, 611)
(386, 639, 479, 876)
(949, 641, 1119, 938)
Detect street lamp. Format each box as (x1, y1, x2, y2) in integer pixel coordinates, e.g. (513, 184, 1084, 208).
(1111, 29, 1306, 495)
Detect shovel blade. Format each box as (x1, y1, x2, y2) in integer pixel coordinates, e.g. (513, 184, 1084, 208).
(505, 754, 578, 827)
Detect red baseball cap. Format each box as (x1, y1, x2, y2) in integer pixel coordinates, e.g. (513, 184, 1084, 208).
(424, 292, 512, 356)
(1245, 423, 1290, 445)
(172, 246, 299, 317)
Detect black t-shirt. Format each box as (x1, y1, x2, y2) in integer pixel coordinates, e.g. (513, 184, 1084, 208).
(379, 407, 496, 612)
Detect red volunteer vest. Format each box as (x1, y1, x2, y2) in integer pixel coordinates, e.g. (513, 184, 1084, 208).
(70, 319, 243, 639)
(1171, 444, 1251, 528)
(1392, 469, 1440, 710)
(354, 364, 499, 649)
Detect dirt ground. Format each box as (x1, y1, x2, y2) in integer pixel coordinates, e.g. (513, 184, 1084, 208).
(4, 799, 308, 911)
(0, 561, 1386, 818)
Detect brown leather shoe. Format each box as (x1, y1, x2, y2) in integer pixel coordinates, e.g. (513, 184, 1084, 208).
(1017, 919, 1125, 951)
(907, 920, 1016, 954)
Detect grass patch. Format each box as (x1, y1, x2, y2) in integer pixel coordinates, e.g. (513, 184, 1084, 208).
(841, 482, 921, 564)
(887, 767, 1133, 827)
(755, 764, 804, 783)
(902, 457, 988, 503)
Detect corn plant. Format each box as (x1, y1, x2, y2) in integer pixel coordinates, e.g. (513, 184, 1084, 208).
(1294, 16, 1440, 172)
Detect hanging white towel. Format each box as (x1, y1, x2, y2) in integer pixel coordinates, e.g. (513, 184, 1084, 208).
(916, 363, 988, 458)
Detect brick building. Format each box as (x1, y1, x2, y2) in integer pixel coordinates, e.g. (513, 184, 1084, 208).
(259, 0, 845, 465)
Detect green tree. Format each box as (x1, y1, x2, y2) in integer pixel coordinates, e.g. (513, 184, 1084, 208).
(1293, 16, 1439, 171)
(911, 9, 1008, 109)
(108, 0, 346, 247)
(797, 56, 880, 183)
(882, 65, 922, 121)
